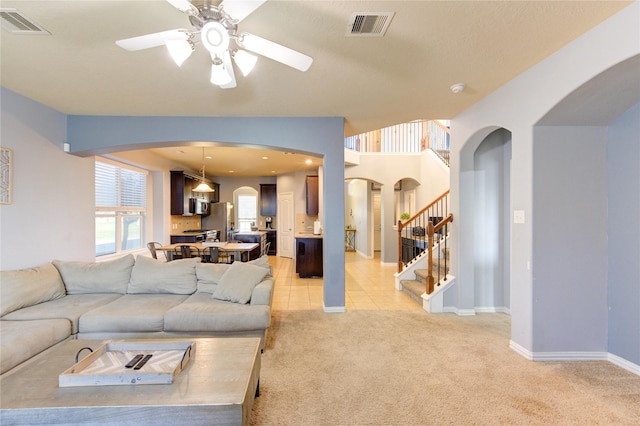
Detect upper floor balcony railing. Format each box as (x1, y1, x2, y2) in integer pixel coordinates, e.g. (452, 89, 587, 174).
(345, 119, 450, 166)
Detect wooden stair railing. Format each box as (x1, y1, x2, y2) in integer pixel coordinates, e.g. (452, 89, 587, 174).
(398, 190, 454, 294)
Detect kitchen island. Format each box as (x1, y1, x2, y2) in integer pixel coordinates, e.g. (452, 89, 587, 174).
(295, 233, 323, 278)
(231, 231, 266, 260)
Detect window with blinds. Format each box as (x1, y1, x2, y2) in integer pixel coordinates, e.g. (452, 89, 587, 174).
(95, 160, 147, 256)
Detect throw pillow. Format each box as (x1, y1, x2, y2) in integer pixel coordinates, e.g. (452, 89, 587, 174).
(128, 256, 198, 294)
(0, 263, 67, 316)
(195, 262, 230, 293)
(212, 262, 269, 304)
(53, 255, 134, 294)
(247, 255, 273, 276)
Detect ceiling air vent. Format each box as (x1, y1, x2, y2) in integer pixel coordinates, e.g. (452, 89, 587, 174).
(0, 8, 50, 34)
(346, 12, 395, 37)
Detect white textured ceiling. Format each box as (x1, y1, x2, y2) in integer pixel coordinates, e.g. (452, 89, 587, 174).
(1, 0, 631, 175)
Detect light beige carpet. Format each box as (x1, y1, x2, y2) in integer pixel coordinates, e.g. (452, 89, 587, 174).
(250, 310, 640, 425)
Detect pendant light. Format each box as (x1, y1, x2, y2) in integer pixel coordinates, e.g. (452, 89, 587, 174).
(193, 147, 215, 193)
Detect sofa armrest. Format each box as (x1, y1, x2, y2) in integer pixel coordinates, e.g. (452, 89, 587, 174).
(250, 278, 274, 306)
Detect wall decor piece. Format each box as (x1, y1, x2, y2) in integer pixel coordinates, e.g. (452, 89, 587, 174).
(0, 148, 12, 204)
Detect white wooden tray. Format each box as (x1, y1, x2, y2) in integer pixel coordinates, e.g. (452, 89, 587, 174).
(59, 340, 195, 387)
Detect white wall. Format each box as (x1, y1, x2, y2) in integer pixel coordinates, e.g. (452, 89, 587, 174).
(0, 88, 94, 269)
(532, 126, 608, 352)
(344, 151, 449, 263)
(345, 179, 370, 257)
(607, 103, 640, 365)
(450, 3, 639, 364)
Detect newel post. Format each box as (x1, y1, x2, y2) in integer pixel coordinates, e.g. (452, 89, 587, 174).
(426, 221, 435, 294)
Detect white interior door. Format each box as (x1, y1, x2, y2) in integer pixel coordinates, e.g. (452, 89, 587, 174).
(373, 192, 381, 251)
(277, 191, 294, 258)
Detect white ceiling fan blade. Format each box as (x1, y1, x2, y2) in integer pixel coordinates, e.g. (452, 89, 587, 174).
(166, 0, 199, 16)
(116, 29, 189, 51)
(239, 33, 312, 72)
(219, 51, 237, 89)
(220, 0, 267, 23)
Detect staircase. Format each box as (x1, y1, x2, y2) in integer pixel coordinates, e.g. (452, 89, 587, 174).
(400, 248, 450, 303)
(395, 192, 455, 312)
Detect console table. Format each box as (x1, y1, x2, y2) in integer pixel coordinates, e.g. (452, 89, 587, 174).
(345, 228, 356, 252)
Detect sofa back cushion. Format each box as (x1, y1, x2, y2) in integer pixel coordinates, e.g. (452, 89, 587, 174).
(127, 256, 198, 294)
(195, 262, 230, 293)
(0, 263, 67, 317)
(53, 255, 134, 294)
(212, 261, 270, 304)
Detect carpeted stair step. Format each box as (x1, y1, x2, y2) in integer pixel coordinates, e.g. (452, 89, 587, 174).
(399, 279, 425, 304)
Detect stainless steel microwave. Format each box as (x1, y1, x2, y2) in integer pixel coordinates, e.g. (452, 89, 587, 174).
(189, 198, 210, 216)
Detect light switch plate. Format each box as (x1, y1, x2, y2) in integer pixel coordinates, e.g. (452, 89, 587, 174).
(513, 210, 525, 224)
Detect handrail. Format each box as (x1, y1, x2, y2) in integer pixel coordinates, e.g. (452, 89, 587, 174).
(400, 189, 450, 227)
(397, 191, 453, 294)
(431, 120, 450, 133)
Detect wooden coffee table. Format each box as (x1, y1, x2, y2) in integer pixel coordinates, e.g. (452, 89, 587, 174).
(0, 337, 261, 425)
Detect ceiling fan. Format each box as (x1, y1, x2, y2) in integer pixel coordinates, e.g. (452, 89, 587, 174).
(115, 0, 313, 88)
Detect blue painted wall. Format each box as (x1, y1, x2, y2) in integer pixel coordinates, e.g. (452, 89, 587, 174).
(66, 114, 347, 309)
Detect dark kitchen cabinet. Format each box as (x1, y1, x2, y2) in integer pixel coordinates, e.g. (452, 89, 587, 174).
(266, 230, 277, 255)
(306, 175, 319, 216)
(171, 171, 195, 215)
(295, 237, 322, 278)
(260, 184, 276, 216)
(210, 182, 220, 203)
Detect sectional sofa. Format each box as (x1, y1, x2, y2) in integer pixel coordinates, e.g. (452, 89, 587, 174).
(0, 254, 274, 375)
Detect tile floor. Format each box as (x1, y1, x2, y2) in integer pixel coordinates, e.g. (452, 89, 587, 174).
(269, 251, 421, 311)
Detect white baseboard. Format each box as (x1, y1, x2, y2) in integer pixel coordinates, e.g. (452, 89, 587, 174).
(475, 306, 511, 314)
(509, 340, 640, 376)
(441, 306, 476, 316)
(323, 305, 346, 313)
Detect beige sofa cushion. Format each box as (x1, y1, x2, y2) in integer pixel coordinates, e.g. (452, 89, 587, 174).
(0, 319, 70, 374)
(164, 293, 271, 332)
(2, 294, 123, 334)
(128, 256, 198, 294)
(195, 262, 230, 293)
(53, 255, 134, 294)
(212, 262, 269, 304)
(0, 263, 66, 317)
(79, 294, 189, 333)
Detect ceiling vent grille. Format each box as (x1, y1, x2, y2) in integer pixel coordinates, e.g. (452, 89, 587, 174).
(346, 12, 395, 37)
(0, 8, 50, 34)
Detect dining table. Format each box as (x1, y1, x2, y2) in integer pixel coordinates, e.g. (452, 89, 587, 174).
(158, 242, 259, 263)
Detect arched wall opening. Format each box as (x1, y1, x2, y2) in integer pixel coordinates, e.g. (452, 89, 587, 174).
(65, 115, 348, 311)
(530, 54, 640, 356)
(472, 129, 512, 313)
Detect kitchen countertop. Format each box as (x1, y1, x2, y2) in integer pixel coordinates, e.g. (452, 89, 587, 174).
(170, 230, 210, 236)
(295, 233, 323, 239)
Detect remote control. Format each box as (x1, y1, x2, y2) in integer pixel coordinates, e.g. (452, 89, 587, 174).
(133, 354, 153, 370)
(125, 354, 144, 368)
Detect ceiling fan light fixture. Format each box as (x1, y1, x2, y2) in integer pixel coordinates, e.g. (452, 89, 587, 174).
(201, 21, 229, 55)
(210, 61, 232, 86)
(165, 39, 194, 66)
(233, 49, 257, 76)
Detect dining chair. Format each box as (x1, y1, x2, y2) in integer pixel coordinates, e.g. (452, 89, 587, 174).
(174, 245, 201, 260)
(147, 242, 167, 261)
(202, 247, 219, 263)
(261, 241, 271, 257)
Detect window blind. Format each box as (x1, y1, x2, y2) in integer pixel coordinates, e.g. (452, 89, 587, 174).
(96, 161, 146, 209)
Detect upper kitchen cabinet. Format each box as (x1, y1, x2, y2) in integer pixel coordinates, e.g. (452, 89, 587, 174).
(171, 171, 194, 215)
(306, 175, 319, 216)
(260, 184, 277, 216)
(210, 182, 220, 203)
